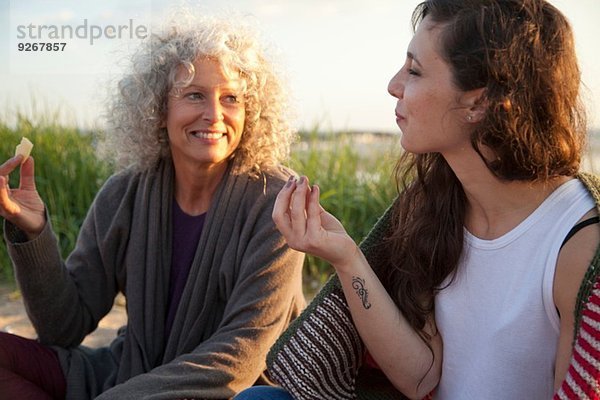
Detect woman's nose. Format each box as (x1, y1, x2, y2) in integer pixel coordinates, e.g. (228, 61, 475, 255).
(388, 70, 404, 99)
(202, 99, 224, 122)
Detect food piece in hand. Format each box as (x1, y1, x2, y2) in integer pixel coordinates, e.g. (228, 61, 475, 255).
(15, 137, 34, 163)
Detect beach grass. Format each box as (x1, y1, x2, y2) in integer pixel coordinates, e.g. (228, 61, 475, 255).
(0, 117, 112, 281)
(0, 119, 400, 287)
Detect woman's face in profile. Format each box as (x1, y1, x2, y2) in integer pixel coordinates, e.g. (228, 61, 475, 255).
(388, 17, 474, 158)
(165, 58, 246, 172)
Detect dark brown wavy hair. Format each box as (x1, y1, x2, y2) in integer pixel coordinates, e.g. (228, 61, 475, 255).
(379, 0, 587, 345)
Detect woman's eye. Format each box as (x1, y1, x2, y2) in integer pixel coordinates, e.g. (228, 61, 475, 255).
(185, 92, 204, 101)
(408, 68, 420, 76)
(223, 95, 240, 104)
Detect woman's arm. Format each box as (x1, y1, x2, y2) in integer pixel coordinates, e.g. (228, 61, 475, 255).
(554, 209, 600, 390)
(272, 176, 441, 399)
(4, 171, 126, 347)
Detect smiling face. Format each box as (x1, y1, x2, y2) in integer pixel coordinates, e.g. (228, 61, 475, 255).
(388, 17, 478, 158)
(165, 58, 246, 173)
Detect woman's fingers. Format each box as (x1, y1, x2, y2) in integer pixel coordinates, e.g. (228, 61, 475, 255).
(273, 176, 322, 250)
(0, 175, 20, 215)
(273, 176, 353, 266)
(273, 176, 297, 236)
(0, 156, 37, 217)
(0, 155, 23, 177)
(289, 176, 310, 235)
(306, 184, 322, 236)
(19, 157, 37, 191)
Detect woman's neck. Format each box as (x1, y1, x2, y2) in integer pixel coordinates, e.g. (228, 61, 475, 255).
(445, 149, 571, 239)
(461, 172, 571, 240)
(172, 160, 229, 216)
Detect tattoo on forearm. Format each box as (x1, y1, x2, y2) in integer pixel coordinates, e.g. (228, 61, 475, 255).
(352, 276, 371, 309)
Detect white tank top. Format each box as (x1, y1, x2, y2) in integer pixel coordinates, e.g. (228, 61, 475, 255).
(434, 179, 595, 400)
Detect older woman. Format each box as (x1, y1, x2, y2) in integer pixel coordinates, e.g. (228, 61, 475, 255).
(0, 14, 305, 400)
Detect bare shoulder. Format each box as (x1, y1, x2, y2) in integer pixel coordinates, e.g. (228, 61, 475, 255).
(553, 208, 600, 387)
(554, 208, 600, 313)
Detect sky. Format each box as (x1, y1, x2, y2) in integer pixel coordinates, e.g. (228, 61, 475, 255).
(1, 0, 599, 134)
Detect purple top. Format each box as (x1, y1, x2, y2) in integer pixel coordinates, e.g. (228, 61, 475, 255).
(165, 199, 206, 339)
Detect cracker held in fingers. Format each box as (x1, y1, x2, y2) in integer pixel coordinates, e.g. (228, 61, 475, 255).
(15, 137, 33, 163)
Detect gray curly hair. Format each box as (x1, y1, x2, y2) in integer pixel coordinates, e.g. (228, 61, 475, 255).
(102, 12, 295, 175)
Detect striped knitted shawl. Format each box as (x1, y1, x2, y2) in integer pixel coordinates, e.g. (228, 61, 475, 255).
(556, 279, 600, 399)
(268, 172, 600, 399)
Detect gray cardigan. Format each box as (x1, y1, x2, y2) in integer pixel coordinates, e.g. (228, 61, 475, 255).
(5, 159, 306, 399)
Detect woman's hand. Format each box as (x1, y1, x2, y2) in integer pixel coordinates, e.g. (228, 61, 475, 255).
(272, 176, 359, 270)
(275, 176, 442, 398)
(0, 156, 46, 240)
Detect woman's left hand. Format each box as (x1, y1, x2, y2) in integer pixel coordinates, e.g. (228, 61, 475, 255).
(272, 176, 359, 269)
